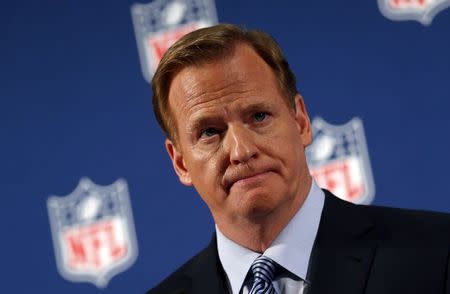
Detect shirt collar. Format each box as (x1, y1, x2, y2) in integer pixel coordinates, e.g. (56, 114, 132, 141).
(216, 180, 325, 294)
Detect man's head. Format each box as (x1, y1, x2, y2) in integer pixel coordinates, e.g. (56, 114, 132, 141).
(152, 24, 312, 243)
(152, 24, 298, 143)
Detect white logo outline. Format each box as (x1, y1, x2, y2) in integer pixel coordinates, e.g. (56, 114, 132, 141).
(47, 178, 138, 288)
(378, 0, 450, 25)
(307, 117, 376, 205)
(131, 0, 218, 82)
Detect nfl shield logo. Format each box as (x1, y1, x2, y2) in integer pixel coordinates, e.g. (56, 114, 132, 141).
(378, 0, 450, 25)
(47, 178, 138, 288)
(131, 0, 218, 82)
(306, 117, 375, 204)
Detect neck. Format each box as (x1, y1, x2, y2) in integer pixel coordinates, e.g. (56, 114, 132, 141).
(216, 176, 312, 253)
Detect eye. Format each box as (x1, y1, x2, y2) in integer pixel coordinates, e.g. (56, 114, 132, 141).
(200, 127, 220, 138)
(254, 112, 268, 122)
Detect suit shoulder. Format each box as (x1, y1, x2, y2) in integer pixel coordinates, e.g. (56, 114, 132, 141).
(363, 203, 450, 225)
(147, 245, 211, 294)
(146, 248, 206, 294)
(361, 204, 450, 241)
(323, 191, 450, 245)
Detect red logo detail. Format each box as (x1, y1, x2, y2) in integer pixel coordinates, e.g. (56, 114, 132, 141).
(390, 0, 427, 8)
(147, 23, 198, 66)
(64, 219, 127, 270)
(311, 159, 364, 202)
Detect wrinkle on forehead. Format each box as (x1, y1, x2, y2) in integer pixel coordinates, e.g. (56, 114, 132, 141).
(185, 85, 252, 115)
(167, 43, 283, 137)
(170, 67, 254, 117)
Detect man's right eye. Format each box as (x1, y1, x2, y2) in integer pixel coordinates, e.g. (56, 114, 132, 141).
(200, 128, 219, 138)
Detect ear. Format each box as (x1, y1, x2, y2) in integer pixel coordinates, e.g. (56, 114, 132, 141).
(165, 139, 193, 186)
(293, 94, 313, 147)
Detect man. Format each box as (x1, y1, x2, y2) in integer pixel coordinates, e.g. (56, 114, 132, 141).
(147, 24, 450, 294)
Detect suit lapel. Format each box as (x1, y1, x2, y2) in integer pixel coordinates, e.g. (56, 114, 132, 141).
(306, 190, 380, 294)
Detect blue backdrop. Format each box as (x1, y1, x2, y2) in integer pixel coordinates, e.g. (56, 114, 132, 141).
(1, 0, 449, 293)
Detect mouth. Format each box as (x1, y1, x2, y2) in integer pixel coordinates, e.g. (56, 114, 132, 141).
(234, 171, 273, 187)
(223, 169, 275, 192)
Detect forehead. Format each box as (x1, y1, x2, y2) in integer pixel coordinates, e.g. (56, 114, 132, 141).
(167, 44, 282, 116)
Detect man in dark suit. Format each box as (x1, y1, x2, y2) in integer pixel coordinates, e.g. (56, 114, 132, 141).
(147, 24, 450, 293)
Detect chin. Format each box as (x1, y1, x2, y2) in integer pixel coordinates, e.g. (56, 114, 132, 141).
(235, 190, 282, 220)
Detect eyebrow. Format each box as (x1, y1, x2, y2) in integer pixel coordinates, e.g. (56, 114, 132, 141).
(240, 102, 272, 116)
(188, 115, 220, 133)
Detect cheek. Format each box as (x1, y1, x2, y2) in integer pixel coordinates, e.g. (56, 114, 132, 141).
(187, 151, 225, 188)
(261, 121, 302, 151)
(262, 125, 305, 169)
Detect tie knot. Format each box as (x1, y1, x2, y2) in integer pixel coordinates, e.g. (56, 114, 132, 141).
(250, 255, 278, 282)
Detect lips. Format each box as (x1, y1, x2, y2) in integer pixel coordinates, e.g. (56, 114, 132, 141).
(222, 165, 276, 191)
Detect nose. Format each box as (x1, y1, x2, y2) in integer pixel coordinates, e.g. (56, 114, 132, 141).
(224, 124, 258, 165)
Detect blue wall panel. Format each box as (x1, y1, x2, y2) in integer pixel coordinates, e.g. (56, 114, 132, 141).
(1, 0, 449, 292)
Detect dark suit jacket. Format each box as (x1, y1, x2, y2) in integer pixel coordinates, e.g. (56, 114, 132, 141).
(147, 190, 450, 294)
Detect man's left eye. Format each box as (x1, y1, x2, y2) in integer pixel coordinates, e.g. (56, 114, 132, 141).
(254, 112, 268, 122)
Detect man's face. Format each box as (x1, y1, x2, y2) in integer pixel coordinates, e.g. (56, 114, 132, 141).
(165, 44, 312, 227)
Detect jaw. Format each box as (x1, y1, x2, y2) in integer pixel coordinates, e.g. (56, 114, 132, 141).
(211, 170, 312, 252)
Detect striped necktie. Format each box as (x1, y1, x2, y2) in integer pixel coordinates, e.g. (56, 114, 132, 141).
(249, 255, 279, 294)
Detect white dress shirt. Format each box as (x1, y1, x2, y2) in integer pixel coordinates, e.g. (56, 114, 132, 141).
(216, 181, 325, 294)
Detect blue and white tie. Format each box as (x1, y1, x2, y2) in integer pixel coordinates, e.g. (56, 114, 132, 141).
(249, 255, 278, 294)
